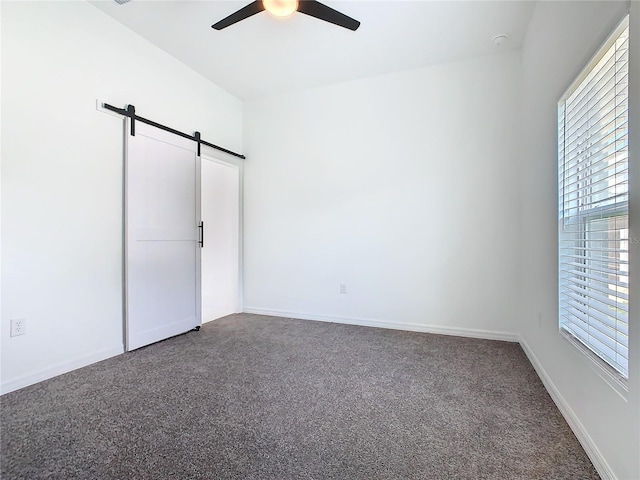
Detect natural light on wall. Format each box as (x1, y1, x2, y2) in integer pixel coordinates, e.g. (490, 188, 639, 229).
(558, 16, 630, 380)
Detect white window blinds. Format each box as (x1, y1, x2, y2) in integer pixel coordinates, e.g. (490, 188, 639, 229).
(558, 17, 629, 379)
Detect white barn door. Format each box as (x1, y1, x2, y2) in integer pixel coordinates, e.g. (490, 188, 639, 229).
(125, 121, 201, 351)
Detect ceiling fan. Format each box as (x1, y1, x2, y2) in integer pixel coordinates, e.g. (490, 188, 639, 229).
(212, 0, 360, 31)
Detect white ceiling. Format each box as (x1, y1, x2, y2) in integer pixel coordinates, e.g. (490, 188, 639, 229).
(90, 0, 536, 100)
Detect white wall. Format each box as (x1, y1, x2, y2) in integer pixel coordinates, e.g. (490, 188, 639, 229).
(518, 1, 639, 479)
(243, 52, 521, 340)
(1, 1, 243, 393)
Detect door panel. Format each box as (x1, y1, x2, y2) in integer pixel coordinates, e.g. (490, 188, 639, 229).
(125, 121, 201, 351)
(201, 157, 240, 322)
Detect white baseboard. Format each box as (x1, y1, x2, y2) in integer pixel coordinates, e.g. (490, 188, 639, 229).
(242, 307, 519, 342)
(519, 339, 615, 480)
(0, 345, 124, 395)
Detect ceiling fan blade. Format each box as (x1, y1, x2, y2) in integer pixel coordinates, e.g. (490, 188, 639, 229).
(297, 0, 360, 31)
(212, 1, 265, 30)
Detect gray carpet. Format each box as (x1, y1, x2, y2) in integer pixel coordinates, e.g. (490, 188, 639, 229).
(1, 313, 598, 479)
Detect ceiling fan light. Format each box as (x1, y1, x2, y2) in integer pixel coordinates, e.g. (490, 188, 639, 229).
(263, 0, 298, 17)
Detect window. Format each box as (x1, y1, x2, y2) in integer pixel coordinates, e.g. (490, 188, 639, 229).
(558, 16, 629, 380)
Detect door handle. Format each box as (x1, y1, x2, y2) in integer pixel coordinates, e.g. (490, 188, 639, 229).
(198, 221, 204, 248)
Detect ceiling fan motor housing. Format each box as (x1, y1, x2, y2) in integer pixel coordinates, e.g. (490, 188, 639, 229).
(212, 0, 360, 31)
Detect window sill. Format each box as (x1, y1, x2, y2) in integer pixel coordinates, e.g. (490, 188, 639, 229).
(560, 330, 629, 401)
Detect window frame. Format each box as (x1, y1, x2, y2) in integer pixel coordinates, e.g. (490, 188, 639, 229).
(557, 14, 630, 389)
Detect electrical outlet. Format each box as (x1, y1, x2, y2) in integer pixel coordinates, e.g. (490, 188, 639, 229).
(339, 283, 347, 294)
(10, 318, 26, 337)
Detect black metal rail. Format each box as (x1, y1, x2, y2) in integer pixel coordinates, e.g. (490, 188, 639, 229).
(103, 103, 245, 160)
